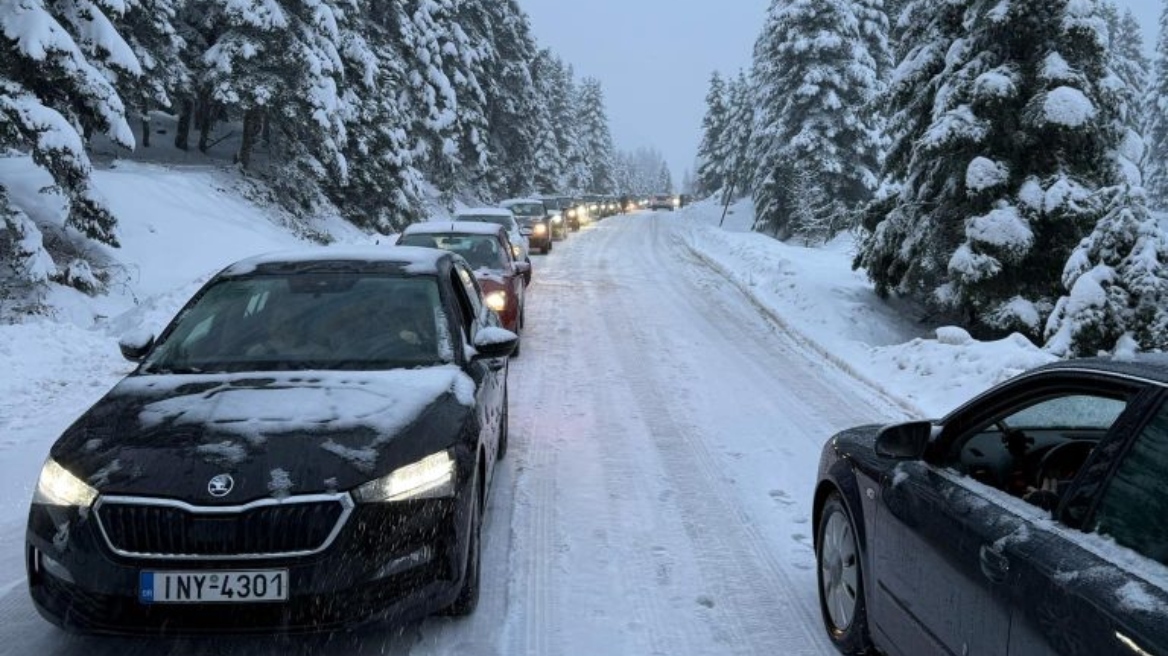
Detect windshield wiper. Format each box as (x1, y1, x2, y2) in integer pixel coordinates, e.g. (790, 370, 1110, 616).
(144, 365, 204, 375)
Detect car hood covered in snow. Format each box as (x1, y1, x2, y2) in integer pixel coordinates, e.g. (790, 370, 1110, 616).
(49, 366, 477, 504)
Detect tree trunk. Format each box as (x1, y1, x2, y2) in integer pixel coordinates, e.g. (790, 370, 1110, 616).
(197, 95, 214, 153)
(141, 113, 151, 149)
(238, 109, 261, 170)
(174, 98, 192, 151)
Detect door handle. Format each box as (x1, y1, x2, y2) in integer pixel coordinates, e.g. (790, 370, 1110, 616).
(979, 545, 1009, 584)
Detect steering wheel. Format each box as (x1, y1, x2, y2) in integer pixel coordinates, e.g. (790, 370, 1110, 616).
(1034, 440, 1095, 491)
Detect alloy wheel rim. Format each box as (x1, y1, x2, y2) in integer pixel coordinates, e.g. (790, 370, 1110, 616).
(821, 510, 859, 631)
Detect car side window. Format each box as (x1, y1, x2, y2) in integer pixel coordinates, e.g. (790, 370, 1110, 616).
(1091, 402, 1168, 566)
(948, 392, 1129, 502)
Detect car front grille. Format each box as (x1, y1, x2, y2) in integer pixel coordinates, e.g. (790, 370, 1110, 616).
(94, 494, 353, 560)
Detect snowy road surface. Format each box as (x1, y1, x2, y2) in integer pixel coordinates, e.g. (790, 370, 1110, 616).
(0, 212, 908, 655)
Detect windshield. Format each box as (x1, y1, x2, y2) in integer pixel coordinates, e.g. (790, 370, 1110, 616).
(398, 233, 508, 271)
(143, 274, 451, 373)
(504, 202, 545, 217)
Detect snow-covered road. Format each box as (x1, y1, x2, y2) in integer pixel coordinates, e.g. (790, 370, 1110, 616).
(0, 211, 908, 655)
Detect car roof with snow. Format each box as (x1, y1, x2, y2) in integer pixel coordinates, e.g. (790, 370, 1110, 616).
(456, 207, 514, 218)
(499, 198, 544, 206)
(219, 245, 450, 277)
(1026, 354, 1168, 387)
(401, 221, 509, 236)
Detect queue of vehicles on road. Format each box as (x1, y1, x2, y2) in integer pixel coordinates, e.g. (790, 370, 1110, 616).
(21, 192, 636, 635)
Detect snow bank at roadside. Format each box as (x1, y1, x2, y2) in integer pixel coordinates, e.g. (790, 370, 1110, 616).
(675, 197, 1057, 416)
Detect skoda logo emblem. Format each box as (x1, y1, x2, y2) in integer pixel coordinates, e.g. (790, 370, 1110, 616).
(208, 474, 235, 498)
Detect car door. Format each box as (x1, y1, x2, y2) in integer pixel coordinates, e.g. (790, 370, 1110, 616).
(1005, 391, 1168, 656)
(871, 375, 1142, 656)
(452, 263, 504, 483)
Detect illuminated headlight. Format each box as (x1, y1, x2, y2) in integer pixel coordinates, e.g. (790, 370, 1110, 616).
(33, 459, 97, 507)
(568, 209, 577, 218)
(552, 215, 563, 224)
(533, 224, 547, 235)
(484, 290, 508, 313)
(590, 204, 598, 211)
(512, 244, 522, 258)
(353, 450, 455, 502)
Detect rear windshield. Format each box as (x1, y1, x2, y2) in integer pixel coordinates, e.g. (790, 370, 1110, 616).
(458, 214, 511, 229)
(506, 202, 545, 216)
(398, 233, 508, 271)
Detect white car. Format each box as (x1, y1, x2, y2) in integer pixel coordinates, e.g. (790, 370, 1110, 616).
(455, 207, 532, 283)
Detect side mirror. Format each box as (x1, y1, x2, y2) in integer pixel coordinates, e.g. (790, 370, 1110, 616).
(874, 421, 934, 460)
(118, 329, 155, 362)
(471, 327, 518, 360)
(513, 261, 532, 276)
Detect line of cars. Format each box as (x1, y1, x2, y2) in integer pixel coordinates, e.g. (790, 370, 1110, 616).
(23, 193, 625, 635)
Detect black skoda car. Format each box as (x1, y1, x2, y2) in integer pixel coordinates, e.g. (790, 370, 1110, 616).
(814, 356, 1168, 656)
(26, 247, 517, 634)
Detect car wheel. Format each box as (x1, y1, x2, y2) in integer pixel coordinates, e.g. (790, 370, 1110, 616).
(443, 471, 483, 616)
(541, 244, 550, 255)
(497, 388, 509, 460)
(816, 492, 871, 654)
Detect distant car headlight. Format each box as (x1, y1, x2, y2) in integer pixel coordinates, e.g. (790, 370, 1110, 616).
(552, 215, 563, 224)
(33, 459, 98, 507)
(568, 209, 577, 218)
(484, 290, 508, 313)
(512, 244, 522, 258)
(533, 224, 548, 235)
(353, 450, 455, 502)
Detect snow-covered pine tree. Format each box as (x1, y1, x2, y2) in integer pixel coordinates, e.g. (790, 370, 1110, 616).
(1045, 184, 1168, 355)
(111, 0, 190, 148)
(749, 0, 883, 239)
(656, 161, 674, 194)
(1144, 0, 1168, 208)
(577, 77, 616, 193)
(788, 166, 839, 245)
(1102, 4, 1148, 136)
(860, 0, 1124, 340)
(201, 0, 350, 193)
(1, 0, 138, 262)
(695, 71, 729, 196)
(857, 0, 968, 297)
(322, 3, 424, 232)
(721, 70, 754, 204)
(554, 60, 589, 193)
(530, 48, 564, 194)
(474, 0, 541, 199)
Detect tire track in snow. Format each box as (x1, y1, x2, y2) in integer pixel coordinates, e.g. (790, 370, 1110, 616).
(502, 268, 565, 656)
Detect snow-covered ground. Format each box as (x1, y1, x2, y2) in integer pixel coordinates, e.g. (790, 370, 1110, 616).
(0, 161, 1060, 654)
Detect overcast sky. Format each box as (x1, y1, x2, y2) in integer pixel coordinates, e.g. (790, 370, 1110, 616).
(519, 0, 1161, 185)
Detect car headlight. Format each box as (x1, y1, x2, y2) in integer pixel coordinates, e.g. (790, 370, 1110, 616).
(484, 290, 507, 313)
(568, 209, 577, 217)
(353, 450, 455, 503)
(552, 215, 563, 224)
(534, 224, 547, 235)
(34, 458, 98, 507)
(512, 244, 522, 258)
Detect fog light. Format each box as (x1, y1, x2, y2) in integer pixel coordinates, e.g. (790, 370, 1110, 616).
(373, 546, 433, 579)
(40, 552, 75, 584)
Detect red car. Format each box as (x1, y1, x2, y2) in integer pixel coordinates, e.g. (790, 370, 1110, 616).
(397, 221, 529, 355)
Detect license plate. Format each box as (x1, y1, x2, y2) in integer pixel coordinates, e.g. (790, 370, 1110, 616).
(139, 570, 289, 604)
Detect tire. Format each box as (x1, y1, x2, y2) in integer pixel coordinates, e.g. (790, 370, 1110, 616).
(816, 492, 871, 654)
(443, 472, 483, 616)
(497, 388, 509, 460)
(541, 243, 550, 255)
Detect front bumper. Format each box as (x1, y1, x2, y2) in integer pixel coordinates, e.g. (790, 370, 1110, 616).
(26, 491, 473, 634)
